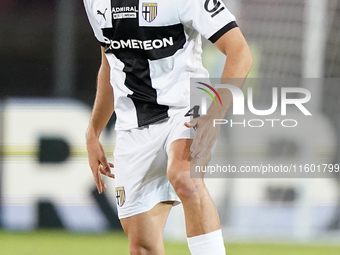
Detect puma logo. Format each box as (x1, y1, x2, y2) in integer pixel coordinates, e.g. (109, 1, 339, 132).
(97, 8, 107, 21)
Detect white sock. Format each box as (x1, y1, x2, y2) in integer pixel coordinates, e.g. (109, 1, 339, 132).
(187, 229, 226, 255)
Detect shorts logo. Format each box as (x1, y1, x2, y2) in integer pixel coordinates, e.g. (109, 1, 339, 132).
(204, 0, 225, 18)
(142, 3, 157, 22)
(115, 187, 126, 207)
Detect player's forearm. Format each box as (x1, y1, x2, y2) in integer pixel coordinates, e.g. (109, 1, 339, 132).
(87, 62, 114, 139)
(207, 41, 253, 119)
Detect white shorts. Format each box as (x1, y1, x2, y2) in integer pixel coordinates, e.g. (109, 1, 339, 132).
(113, 108, 194, 219)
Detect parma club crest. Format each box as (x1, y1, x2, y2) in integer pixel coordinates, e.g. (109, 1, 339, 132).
(115, 187, 126, 207)
(142, 3, 157, 23)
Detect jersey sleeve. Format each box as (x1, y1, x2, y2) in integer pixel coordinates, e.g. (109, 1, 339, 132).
(177, 0, 238, 43)
(83, 0, 106, 45)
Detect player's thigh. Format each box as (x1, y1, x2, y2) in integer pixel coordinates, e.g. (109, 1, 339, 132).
(167, 139, 211, 183)
(120, 201, 173, 248)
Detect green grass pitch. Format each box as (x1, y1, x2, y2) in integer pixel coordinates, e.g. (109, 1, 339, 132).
(0, 231, 340, 255)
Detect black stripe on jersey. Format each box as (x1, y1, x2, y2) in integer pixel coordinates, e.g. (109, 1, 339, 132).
(104, 0, 186, 127)
(209, 21, 238, 43)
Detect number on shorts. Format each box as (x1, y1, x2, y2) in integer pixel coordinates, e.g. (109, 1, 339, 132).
(185, 105, 200, 118)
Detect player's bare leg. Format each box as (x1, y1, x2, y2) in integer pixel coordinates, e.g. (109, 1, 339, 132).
(120, 201, 173, 255)
(167, 139, 225, 254)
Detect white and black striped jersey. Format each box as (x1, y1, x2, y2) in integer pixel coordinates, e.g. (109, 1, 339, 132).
(84, 0, 237, 130)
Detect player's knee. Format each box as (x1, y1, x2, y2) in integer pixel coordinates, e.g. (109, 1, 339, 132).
(129, 245, 141, 255)
(129, 245, 144, 255)
(169, 170, 202, 201)
(129, 240, 151, 255)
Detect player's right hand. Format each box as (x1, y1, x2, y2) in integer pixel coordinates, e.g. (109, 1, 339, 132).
(86, 135, 115, 194)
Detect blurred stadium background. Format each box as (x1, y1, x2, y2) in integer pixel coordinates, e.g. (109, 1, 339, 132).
(1, 0, 340, 254)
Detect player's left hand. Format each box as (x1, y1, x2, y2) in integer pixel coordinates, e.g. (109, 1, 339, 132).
(184, 114, 221, 158)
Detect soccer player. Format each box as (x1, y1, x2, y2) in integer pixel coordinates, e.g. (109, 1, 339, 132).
(84, 0, 252, 254)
